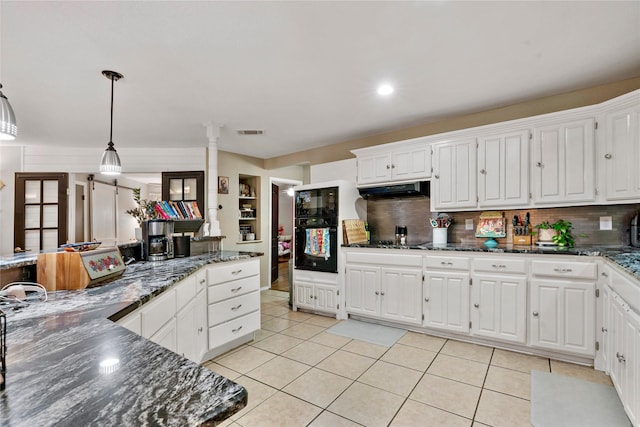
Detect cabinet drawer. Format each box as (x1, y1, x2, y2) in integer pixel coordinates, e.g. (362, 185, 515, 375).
(207, 259, 259, 285)
(209, 311, 260, 348)
(176, 275, 197, 312)
(208, 291, 260, 326)
(141, 289, 176, 338)
(531, 260, 597, 280)
(208, 275, 260, 302)
(346, 251, 423, 268)
(425, 255, 470, 271)
(473, 258, 526, 275)
(195, 268, 207, 294)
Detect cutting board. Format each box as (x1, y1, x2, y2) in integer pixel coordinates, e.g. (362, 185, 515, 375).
(342, 219, 368, 244)
(37, 248, 125, 291)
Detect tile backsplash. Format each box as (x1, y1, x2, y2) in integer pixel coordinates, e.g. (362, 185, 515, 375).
(365, 197, 639, 247)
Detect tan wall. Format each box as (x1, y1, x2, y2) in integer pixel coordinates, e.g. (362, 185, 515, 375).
(216, 150, 305, 286)
(264, 76, 640, 170)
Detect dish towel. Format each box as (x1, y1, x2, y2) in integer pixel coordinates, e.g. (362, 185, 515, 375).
(304, 228, 330, 259)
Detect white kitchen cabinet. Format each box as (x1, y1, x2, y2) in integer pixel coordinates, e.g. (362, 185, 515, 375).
(529, 278, 595, 357)
(380, 267, 423, 325)
(355, 139, 432, 185)
(176, 297, 199, 361)
(345, 265, 380, 317)
(432, 138, 477, 210)
(206, 259, 260, 355)
(471, 273, 527, 344)
(604, 102, 640, 201)
(294, 280, 338, 313)
(345, 251, 423, 325)
(149, 317, 177, 353)
(477, 130, 529, 208)
(531, 117, 596, 205)
(423, 270, 470, 334)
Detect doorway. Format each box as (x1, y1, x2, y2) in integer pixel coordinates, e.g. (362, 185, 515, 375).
(269, 177, 301, 292)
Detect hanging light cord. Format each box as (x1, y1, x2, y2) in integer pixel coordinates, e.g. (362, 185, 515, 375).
(108, 74, 115, 148)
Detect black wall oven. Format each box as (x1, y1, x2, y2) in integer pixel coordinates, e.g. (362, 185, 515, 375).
(294, 186, 339, 273)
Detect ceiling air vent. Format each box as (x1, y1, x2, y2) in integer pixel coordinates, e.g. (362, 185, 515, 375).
(237, 129, 264, 135)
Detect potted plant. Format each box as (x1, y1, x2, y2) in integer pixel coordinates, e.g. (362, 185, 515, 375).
(126, 188, 158, 239)
(534, 219, 576, 247)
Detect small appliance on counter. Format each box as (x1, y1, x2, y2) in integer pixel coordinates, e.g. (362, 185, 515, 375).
(142, 219, 174, 261)
(631, 213, 639, 247)
(173, 235, 191, 258)
(37, 247, 126, 291)
(395, 225, 408, 246)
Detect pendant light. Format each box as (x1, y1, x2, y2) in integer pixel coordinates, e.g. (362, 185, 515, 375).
(100, 70, 124, 175)
(0, 83, 17, 140)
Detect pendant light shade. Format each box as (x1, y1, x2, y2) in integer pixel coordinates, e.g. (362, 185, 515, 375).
(100, 70, 123, 175)
(0, 84, 17, 141)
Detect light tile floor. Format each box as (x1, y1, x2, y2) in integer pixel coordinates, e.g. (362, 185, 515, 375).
(204, 290, 612, 427)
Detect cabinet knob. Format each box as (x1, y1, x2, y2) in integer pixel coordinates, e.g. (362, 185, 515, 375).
(474, 303, 479, 308)
(602, 272, 608, 277)
(380, 291, 385, 296)
(604, 153, 612, 159)
(375, 291, 380, 295)
(434, 174, 440, 179)
(480, 169, 486, 175)
(386, 164, 391, 169)
(198, 327, 203, 333)
(314, 295, 318, 300)
(199, 279, 206, 284)
(616, 352, 626, 363)
(536, 162, 543, 167)
(232, 269, 242, 275)
(231, 286, 243, 293)
(602, 327, 608, 333)
(391, 164, 395, 169)
(424, 297, 429, 302)
(532, 311, 539, 317)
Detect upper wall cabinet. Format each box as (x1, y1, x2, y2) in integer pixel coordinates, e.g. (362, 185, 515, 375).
(604, 101, 640, 201)
(477, 130, 530, 208)
(531, 118, 596, 205)
(353, 137, 432, 186)
(432, 138, 477, 211)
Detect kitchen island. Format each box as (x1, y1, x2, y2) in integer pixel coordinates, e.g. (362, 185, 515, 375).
(0, 251, 261, 426)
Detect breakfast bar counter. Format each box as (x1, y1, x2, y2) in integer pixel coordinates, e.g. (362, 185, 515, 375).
(0, 251, 261, 426)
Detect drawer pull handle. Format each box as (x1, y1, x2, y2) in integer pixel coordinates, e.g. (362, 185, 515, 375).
(434, 174, 439, 179)
(616, 352, 626, 363)
(232, 325, 243, 334)
(440, 261, 453, 266)
(199, 279, 206, 284)
(491, 264, 507, 268)
(231, 286, 242, 293)
(232, 270, 242, 275)
(604, 153, 612, 159)
(553, 268, 573, 273)
(532, 311, 539, 317)
(198, 327, 203, 333)
(474, 303, 479, 308)
(601, 272, 608, 277)
(602, 327, 607, 333)
(231, 304, 242, 311)
(386, 164, 391, 169)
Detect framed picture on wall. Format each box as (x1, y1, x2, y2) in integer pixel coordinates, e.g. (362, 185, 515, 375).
(218, 176, 229, 194)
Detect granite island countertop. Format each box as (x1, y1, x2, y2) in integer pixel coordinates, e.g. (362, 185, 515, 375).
(1, 251, 262, 427)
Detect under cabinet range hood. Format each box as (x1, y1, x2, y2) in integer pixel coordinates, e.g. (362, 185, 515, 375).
(358, 181, 430, 199)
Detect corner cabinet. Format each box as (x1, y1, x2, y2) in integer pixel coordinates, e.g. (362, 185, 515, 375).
(238, 175, 260, 242)
(354, 137, 432, 186)
(432, 138, 477, 211)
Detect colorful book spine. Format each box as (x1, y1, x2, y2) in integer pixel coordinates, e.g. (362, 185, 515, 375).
(154, 203, 170, 219)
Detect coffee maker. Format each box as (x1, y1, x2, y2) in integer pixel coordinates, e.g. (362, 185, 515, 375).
(142, 219, 174, 261)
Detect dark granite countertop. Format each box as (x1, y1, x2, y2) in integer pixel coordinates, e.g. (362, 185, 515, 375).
(343, 243, 640, 281)
(1, 251, 262, 426)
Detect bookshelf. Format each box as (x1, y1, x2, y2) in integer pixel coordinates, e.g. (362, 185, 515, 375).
(238, 175, 260, 243)
(161, 171, 205, 235)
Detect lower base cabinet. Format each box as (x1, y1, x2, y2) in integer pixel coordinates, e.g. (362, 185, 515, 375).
(529, 279, 595, 357)
(423, 271, 470, 333)
(294, 281, 338, 314)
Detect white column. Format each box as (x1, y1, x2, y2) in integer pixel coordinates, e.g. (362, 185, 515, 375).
(205, 122, 223, 236)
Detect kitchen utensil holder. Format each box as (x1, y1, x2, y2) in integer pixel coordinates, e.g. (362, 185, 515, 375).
(433, 228, 448, 246)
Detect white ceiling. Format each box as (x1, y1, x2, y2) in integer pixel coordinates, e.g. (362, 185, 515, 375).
(1, 1, 639, 160)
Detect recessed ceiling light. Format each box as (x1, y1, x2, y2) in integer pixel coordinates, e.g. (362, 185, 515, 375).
(377, 84, 394, 96)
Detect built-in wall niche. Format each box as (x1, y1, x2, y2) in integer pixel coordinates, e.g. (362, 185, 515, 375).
(238, 174, 261, 243)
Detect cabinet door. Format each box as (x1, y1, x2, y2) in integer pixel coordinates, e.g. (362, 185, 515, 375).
(423, 271, 470, 333)
(294, 281, 315, 310)
(176, 298, 198, 361)
(530, 279, 595, 356)
(605, 105, 640, 201)
(471, 274, 527, 344)
(345, 265, 380, 316)
(380, 267, 422, 325)
(357, 153, 392, 185)
(478, 130, 529, 207)
(315, 283, 337, 313)
(532, 118, 595, 204)
(196, 290, 208, 362)
(391, 145, 432, 181)
(150, 318, 177, 353)
(432, 139, 477, 210)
